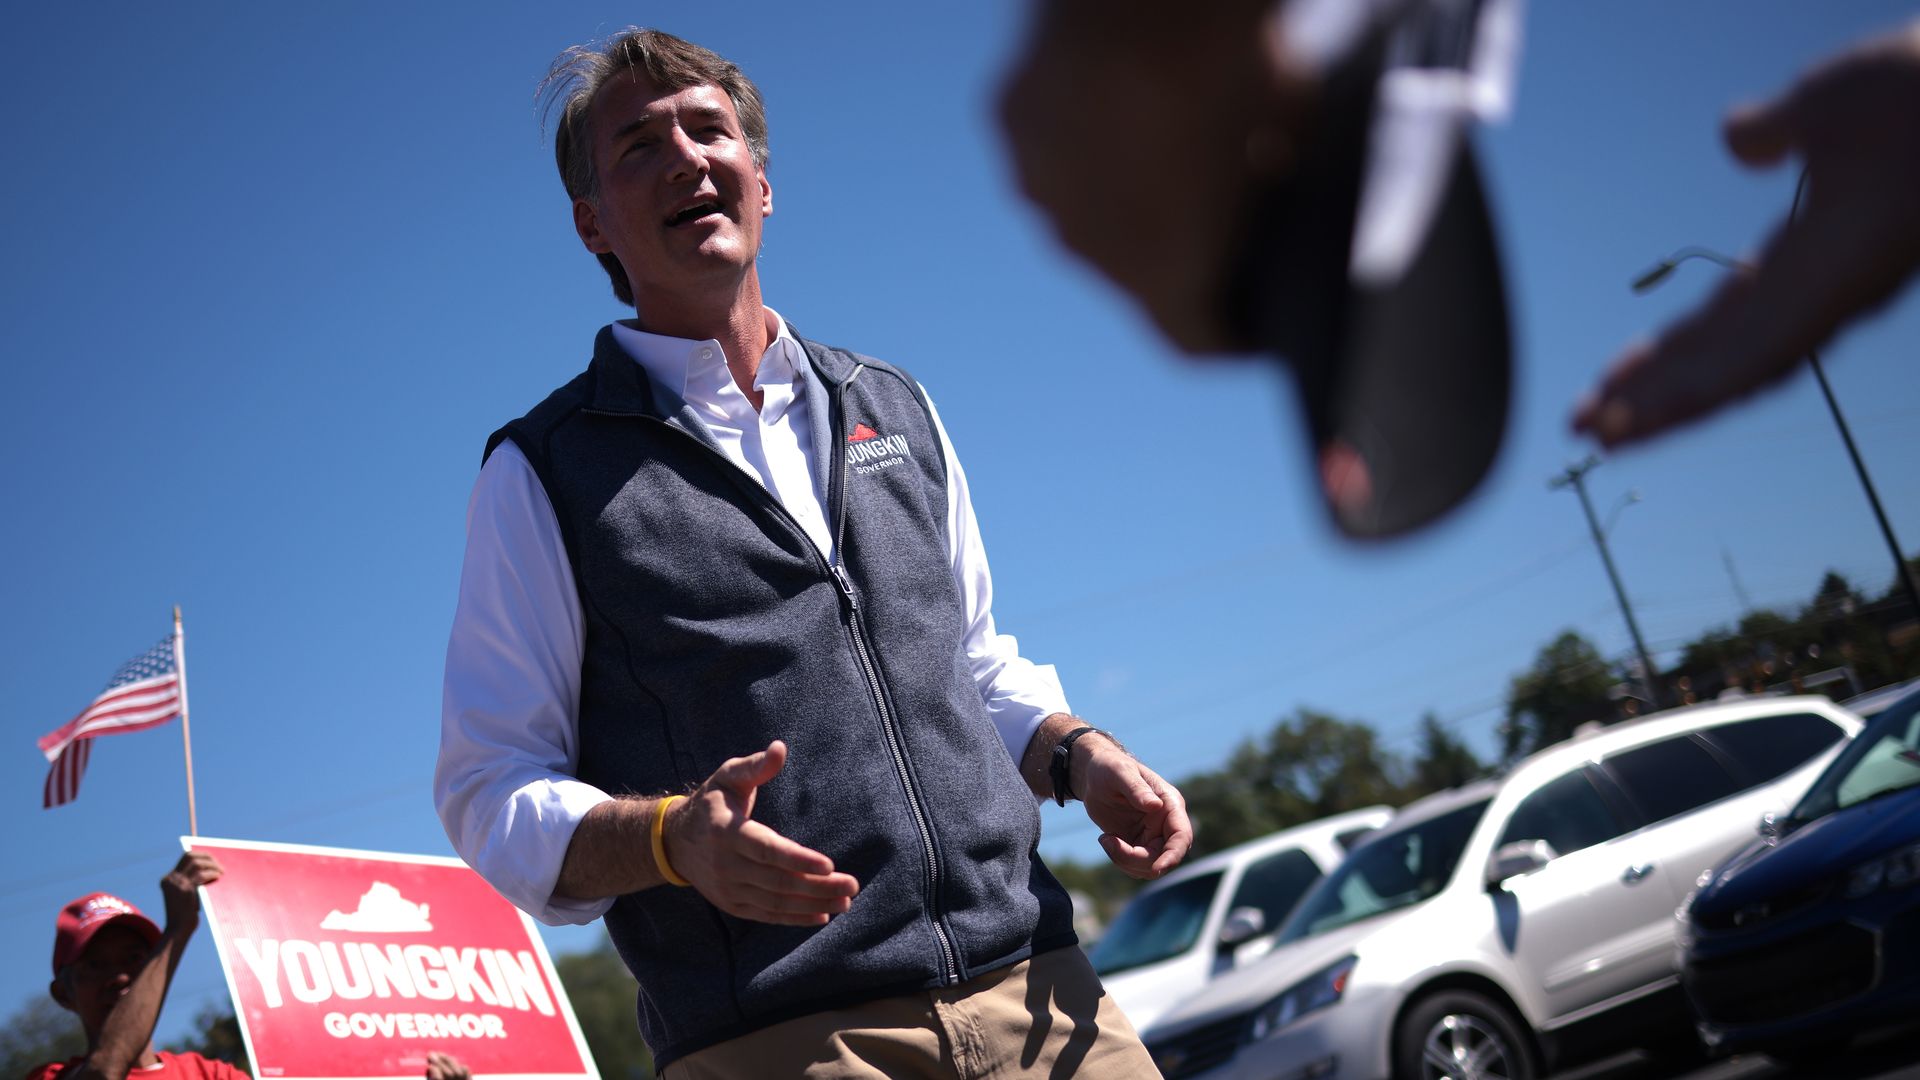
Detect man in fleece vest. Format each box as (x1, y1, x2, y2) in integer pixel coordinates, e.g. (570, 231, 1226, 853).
(434, 28, 1191, 1077)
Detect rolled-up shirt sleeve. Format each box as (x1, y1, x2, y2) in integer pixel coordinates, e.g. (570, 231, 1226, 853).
(922, 392, 1072, 765)
(435, 441, 614, 926)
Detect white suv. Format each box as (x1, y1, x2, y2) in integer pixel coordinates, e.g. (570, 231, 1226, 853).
(1092, 806, 1393, 1032)
(1139, 697, 1861, 1080)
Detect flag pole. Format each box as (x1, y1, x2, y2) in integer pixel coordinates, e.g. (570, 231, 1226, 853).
(174, 605, 199, 836)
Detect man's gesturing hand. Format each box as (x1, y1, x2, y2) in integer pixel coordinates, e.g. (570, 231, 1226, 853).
(1577, 21, 1920, 448)
(664, 740, 860, 926)
(1076, 739, 1193, 880)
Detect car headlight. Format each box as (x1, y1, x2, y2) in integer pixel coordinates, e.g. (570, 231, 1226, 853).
(1245, 956, 1358, 1043)
(1844, 841, 1920, 899)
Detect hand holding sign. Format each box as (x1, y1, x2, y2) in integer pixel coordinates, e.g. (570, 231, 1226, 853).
(664, 740, 862, 927)
(161, 850, 223, 931)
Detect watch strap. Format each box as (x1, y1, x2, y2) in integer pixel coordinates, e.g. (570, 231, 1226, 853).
(1050, 725, 1107, 806)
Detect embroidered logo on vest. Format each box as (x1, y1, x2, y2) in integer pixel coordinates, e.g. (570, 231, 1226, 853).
(846, 424, 912, 475)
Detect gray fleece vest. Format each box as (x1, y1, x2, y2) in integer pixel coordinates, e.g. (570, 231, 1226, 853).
(485, 326, 1076, 1067)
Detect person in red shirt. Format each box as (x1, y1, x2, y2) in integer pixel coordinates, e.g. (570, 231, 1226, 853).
(28, 856, 478, 1080)
(29, 852, 244, 1080)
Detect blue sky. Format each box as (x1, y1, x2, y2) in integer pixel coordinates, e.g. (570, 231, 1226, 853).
(4, 1, 1919, 1049)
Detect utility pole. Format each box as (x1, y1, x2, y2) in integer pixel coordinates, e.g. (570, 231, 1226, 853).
(1721, 548, 1755, 616)
(1552, 457, 1665, 710)
(1632, 168, 1920, 628)
(1806, 351, 1920, 623)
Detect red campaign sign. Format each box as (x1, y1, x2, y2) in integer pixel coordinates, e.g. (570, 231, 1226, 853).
(184, 837, 598, 1080)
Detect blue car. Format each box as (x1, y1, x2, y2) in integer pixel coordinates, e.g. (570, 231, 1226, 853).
(1681, 685, 1920, 1058)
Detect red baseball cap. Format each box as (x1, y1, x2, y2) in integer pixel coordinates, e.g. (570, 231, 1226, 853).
(52, 892, 161, 975)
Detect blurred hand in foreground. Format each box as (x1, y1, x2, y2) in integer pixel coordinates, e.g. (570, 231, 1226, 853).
(1577, 21, 1920, 448)
(998, 0, 1311, 353)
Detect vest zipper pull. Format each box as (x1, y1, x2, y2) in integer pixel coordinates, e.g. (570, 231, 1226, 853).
(830, 563, 859, 610)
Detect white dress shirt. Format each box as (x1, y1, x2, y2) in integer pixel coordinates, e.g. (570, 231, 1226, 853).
(436, 313, 1070, 925)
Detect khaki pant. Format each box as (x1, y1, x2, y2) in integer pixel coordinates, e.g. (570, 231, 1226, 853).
(669, 946, 1159, 1079)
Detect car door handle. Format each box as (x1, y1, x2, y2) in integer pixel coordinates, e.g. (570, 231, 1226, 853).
(1621, 863, 1654, 884)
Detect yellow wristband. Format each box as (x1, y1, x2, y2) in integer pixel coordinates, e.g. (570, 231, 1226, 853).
(651, 795, 692, 887)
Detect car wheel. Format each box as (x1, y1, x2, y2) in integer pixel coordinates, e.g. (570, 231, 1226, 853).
(1393, 990, 1538, 1080)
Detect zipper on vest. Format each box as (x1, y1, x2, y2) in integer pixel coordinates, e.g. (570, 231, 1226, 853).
(826, 558, 962, 986)
(826, 370, 963, 987)
(612, 404, 964, 986)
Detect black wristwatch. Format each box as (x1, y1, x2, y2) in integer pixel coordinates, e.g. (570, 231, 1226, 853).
(1050, 725, 1109, 806)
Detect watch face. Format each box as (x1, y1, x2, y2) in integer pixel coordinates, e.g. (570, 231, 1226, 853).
(1051, 743, 1075, 805)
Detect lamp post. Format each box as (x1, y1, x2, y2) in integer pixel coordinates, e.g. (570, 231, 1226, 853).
(1552, 457, 1664, 709)
(1630, 245, 1920, 625)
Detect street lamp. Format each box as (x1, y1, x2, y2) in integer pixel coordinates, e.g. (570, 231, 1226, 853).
(1552, 457, 1664, 709)
(1604, 489, 1643, 536)
(1629, 247, 1743, 293)
(1629, 230, 1920, 624)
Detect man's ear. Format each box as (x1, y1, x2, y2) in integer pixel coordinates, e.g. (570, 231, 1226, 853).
(759, 169, 773, 219)
(49, 974, 74, 1011)
(574, 198, 612, 255)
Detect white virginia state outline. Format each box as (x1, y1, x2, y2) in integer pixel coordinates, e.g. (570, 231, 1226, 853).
(317, 881, 433, 932)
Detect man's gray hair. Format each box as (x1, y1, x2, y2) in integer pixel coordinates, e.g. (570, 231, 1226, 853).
(540, 28, 771, 306)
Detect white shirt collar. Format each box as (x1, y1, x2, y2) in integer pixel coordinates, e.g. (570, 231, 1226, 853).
(608, 309, 803, 415)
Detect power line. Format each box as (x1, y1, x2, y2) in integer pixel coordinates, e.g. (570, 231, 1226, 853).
(1090, 534, 1592, 736)
(0, 781, 424, 917)
(1015, 544, 1294, 626)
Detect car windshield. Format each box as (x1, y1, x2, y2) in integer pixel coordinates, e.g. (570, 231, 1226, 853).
(1791, 691, 1920, 824)
(1278, 800, 1489, 944)
(1089, 871, 1223, 976)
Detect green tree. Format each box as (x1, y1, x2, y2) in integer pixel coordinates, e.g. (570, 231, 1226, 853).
(165, 1003, 251, 1071)
(1503, 631, 1617, 759)
(1182, 709, 1406, 858)
(1405, 713, 1485, 799)
(1735, 609, 1799, 654)
(0, 995, 86, 1077)
(1809, 571, 1865, 624)
(1678, 624, 1744, 678)
(1054, 709, 1414, 923)
(554, 935, 654, 1080)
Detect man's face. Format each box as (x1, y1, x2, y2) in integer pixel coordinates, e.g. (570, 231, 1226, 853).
(574, 75, 772, 311)
(53, 923, 153, 1035)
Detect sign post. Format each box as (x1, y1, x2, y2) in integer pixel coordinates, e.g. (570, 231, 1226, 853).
(183, 837, 599, 1080)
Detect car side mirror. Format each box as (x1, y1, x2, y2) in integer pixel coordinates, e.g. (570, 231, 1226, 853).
(1217, 907, 1266, 951)
(1486, 839, 1557, 890)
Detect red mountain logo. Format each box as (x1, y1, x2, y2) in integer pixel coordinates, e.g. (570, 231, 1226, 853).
(845, 424, 914, 473)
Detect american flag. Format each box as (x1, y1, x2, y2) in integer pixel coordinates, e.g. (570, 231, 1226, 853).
(38, 636, 182, 808)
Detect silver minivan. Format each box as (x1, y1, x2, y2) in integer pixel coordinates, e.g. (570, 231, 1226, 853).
(1093, 806, 1393, 1033)
(1140, 697, 1861, 1080)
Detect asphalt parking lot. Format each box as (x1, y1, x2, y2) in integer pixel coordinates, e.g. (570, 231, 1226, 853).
(1557, 1029, 1920, 1080)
